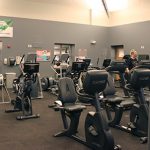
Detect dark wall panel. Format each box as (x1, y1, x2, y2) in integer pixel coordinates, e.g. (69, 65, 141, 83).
(2, 16, 149, 77)
(108, 21, 150, 59)
(0, 16, 108, 77)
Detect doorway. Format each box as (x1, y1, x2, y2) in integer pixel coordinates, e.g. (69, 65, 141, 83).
(111, 45, 124, 80)
(111, 45, 124, 61)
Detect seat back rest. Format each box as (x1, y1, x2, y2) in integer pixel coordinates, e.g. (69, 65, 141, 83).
(130, 69, 150, 89)
(103, 73, 116, 96)
(106, 60, 127, 73)
(83, 70, 108, 96)
(136, 60, 150, 69)
(58, 77, 77, 104)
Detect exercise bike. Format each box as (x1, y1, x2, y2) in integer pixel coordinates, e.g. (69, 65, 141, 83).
(51, 70, 121, 150)
(5, 63, 40, 120)
(106, 60, 131, 98)
(104, 68, 150, 137)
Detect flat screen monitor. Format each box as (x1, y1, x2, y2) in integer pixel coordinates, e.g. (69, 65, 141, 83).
(72, 62, 86, 72)
(108, 60, 127, 73)
(83, 58, 91, 70)
(103, 59, 111, 68)
(60, 53, 69, 62)
(23, 63, 39, 74)
(138, 55, 149, 61)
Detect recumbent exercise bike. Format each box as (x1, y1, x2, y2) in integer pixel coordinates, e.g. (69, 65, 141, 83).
(5, 63, 40, 120)
(51, 70, 121, 150)
(106, 60, 131, 98)
(104, 68, 150, 138)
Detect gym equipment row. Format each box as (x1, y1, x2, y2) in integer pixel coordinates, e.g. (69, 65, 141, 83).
(50, 66, 150, 150)
(103, 71, 148, 137)
(0, 51, 150, 149)
(62, 58, 150, 139)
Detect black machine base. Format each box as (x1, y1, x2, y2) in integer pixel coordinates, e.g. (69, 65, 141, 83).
(5, 109, 40, 120)
(16, 114, 40, 120)
(54, 130, 121, 150)
(5, 109, 21, 113)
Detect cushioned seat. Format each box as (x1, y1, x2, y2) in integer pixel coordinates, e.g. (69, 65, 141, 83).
(64, 104, 86, 112)
(121, 99, 135, 107)
(104, 96, 124, 105)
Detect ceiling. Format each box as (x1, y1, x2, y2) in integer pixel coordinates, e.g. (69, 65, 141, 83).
(27, 0, 128, 12)
(28, 0, 89, 8)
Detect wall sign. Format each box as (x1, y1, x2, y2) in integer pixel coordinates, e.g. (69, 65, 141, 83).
(0, 19, 13, 37)
(36, 50, 51, 61)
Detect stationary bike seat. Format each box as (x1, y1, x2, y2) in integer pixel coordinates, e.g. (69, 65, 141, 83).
(64, 104, 86, 112)
(104, 96, 124, 105)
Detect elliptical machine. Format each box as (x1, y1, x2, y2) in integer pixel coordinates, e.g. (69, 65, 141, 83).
(105, 68, 150, 137)
(5, 63, 40, 120)
(51, 70, 121, 150)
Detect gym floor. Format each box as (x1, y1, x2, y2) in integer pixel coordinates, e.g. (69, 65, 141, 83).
(0, 91, 147, 150)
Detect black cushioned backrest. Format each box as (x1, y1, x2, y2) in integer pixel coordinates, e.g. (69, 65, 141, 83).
(106, 60, 127, 73)
(103, 73, 116, 96)
(130, 69, 150, 89)
(83, 70, 108, 95)
(58, 77, 77, 104)
(137, 60, 150, 69)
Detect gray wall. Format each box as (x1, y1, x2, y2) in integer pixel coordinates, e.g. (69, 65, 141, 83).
(0, 16, 108, 77)
(108, 21, 150, 59)
(1, 16, 149, 77)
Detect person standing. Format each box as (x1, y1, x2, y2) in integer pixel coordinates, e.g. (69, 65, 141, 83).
(125, 49, 138, 73)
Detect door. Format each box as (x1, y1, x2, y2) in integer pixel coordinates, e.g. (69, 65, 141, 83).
(111, 45, 124, 80)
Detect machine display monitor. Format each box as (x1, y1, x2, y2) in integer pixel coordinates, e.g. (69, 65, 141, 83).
(71, 62, 86, 72)
(23, 63, 39, 74)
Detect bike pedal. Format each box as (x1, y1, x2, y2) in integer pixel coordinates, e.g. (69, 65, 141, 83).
(88, 126, 98, 136)
(128, 122, 136, 129)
